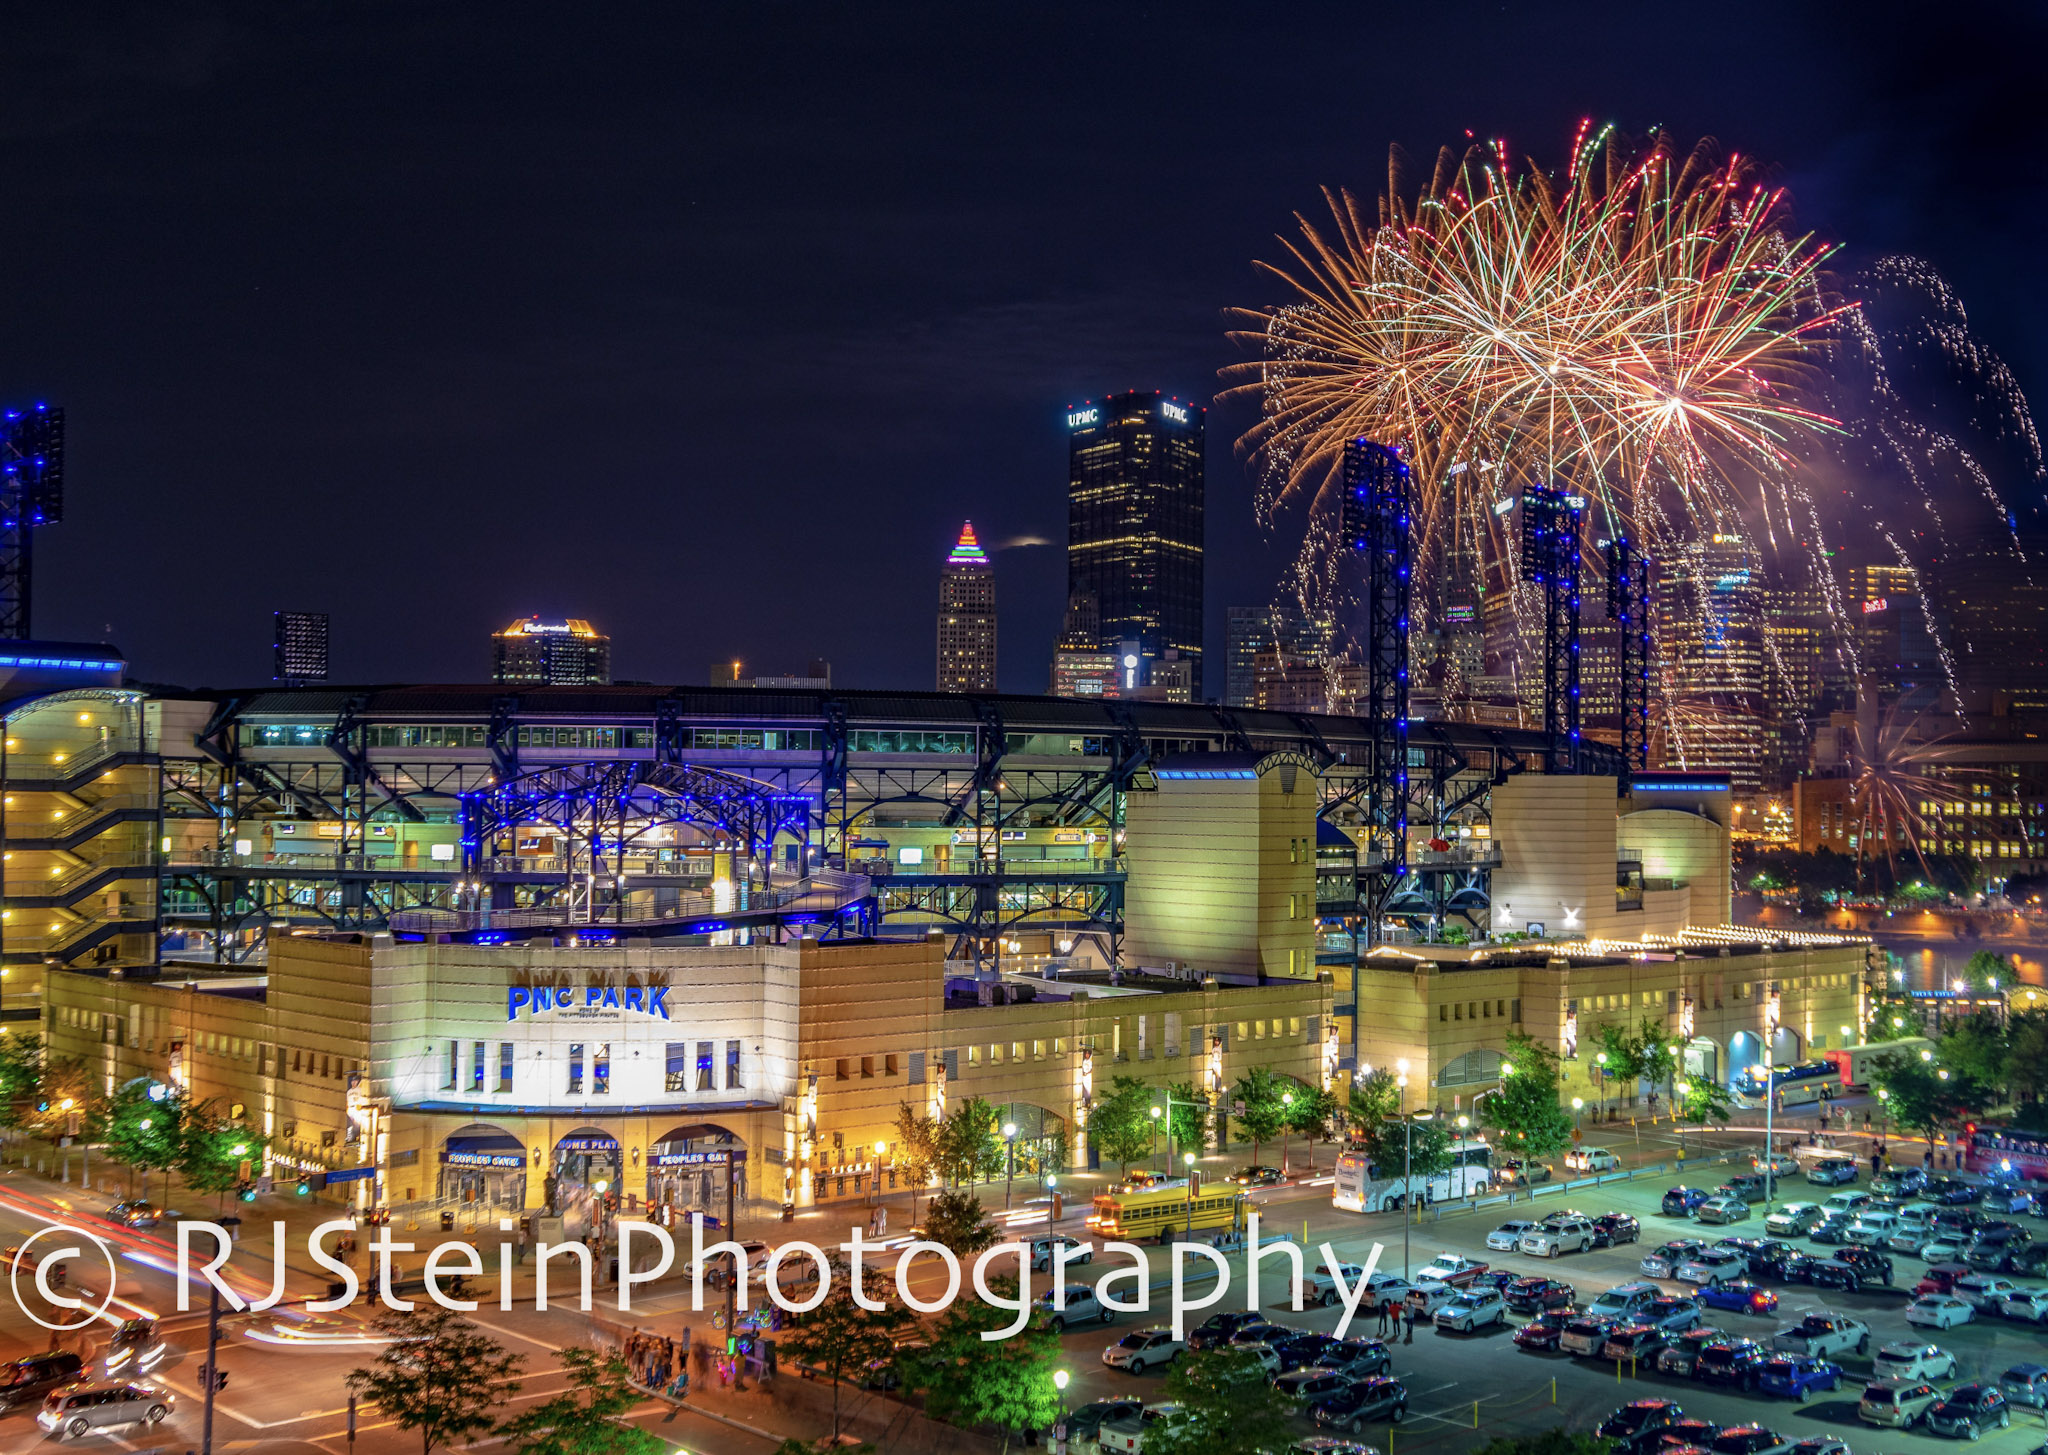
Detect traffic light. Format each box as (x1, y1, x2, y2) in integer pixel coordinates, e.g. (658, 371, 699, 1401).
(237, 1182, 256, 1203)
(34, 1099, 47, 1113)
(211, 1370, 229, 1392)
(295, 1178, 311, 1196)
(725, 1335, 738, 1356)
(1965, 1123, 1978, 1138)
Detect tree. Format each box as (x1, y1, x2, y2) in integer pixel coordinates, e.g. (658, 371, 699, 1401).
(920, 1187, 999, 1258)
(496, 1347, 661, 1455)
(179, 1103, 268, 1211)
(937, 1097, 1004, 1186)
(2008, 1010, 2048, 1104)
(1939, 1012, 2011, 1092)
(916, 1276, 1061, 1454)
(346, 1303, 524, 1455)
(1866, 990, 1925, 1042)
(102, 1081, 187, 1202)
(1231, 1066, 1287, 1166)
(1867, 1052, 1974, 1142)
(1164, 1081, 1208, 1157)
(892, 1103, 940, 1219)
(1344, 1067, 1402, 1143)
(777, 1260, 912, 1446)
(1478, 1033, 1573, 1161)
(1962, 950, 2014, 994)
(0, 1032, 45, 1129)
(1145, 1347, 1296, 1455)
(1086, 1076, 1157, 1176)
(1365, 1113, 1452, 1190)
(1285, 1084, 1338, 1171)
(1672, 1076, 1733, 1153)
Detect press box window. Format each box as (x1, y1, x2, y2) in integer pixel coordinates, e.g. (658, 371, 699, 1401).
(726, 1040, 742, 1089)
(665, 1043, 688, 1093)
(497, 1043, 515, 1092)
(593, 1044, 611, 1095)
(568, 1043, 585, 1095)
(696, 1042, 714, 1092)
(470, 1041, 485, 1092)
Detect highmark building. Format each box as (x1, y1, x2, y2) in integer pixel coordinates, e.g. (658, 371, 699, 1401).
(7, 659, 1874, 1220)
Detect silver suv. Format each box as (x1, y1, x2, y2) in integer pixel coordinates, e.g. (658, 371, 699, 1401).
(36, 1381, 174, 1438)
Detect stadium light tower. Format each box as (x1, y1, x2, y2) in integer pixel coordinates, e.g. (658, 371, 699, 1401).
(0, 403, 65, 639)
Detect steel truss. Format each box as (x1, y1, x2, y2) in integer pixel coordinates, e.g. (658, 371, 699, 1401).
(1604, 534, 1652, 781)
(1342, 439, 1413, 943)
(1520, 485, 1584, 774)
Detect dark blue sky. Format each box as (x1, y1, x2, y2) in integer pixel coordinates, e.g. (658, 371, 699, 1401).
(4, 1, 2042, 694)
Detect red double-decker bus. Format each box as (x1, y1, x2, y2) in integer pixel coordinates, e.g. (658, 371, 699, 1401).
(1961, 1123, 2048, 1182)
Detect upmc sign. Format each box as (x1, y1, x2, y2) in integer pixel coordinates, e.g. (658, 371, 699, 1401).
(506, 983, 672, 1020)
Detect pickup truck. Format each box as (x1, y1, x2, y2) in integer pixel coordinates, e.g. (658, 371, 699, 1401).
(1096, 1401, 1184, 1453)
(1306, 1266, 1409, 1309)
(1416, 1253, 1490, 1287)
(1035, 1283, 1116, 1333)
(1769, 1313, 1870, 1358)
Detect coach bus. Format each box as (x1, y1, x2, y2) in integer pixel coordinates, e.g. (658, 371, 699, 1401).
(1732, 1060, 1839, 1110)
(1961, 1123, 2048, 1183)
(1332, 1137, 1493, 1213)
(1089, 1184, 1250, 1244)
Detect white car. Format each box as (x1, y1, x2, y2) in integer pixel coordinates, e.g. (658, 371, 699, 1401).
(1755, 1153, 1801, 1178)
(1231, 1342, 1284, 1376)
(1487, 1221, 1538, 1252)
(1904, 1294, 1974, 1330)
(1675, 1248, 1747, 1286)
(1101, 1327, 1184, 1374)
(1872, 1341, 1960, 1382)
(1027, 1235, 1091, 1273)
(1917, 1236, 1969, 1263)
(1035, 1284, 1115, 1333)
(1565, 1147, 1622, 1173)
(1305, 1264, 1404, 1308)
(1820, 1192, 1873, 1218)
(1521, 1218, 1596, 1258)
(1954, 1274, 2021, 1312)
(1999, 1289, 2048, 1324)
(1096, 1401, 1184, 1454)
(1436, 1288, 1508, 1332)
(1402, 1281, 1459, 1317)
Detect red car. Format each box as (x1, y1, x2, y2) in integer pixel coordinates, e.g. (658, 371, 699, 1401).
(1515, 1311, 1573, 1350)
(1505, 1277, 1577, 1313)
(1914, 1263, 1973, 1297)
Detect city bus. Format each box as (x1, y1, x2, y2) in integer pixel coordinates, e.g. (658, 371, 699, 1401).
(1961, 1123, 2048, 1183)
(1089, 1184, 1250, 1244)
(1822, 1038, 1933, 1091)
(1732, 1061, 1838, 1110)
(1332, 1137, 1493, 1213)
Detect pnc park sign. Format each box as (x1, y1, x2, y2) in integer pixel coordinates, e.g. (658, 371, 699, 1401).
(507, 982, 672, 1021)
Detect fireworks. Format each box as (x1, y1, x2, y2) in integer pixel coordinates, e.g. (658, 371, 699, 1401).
(1840, 694, 1985, 878)
(1227, 126, 1850, 634)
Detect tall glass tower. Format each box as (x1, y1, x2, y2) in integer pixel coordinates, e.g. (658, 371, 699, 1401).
(1066, 391, 1205, 694)
(936, 521, 997, 691)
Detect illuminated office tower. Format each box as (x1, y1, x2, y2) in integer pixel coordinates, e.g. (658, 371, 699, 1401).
(1847, 563, 1938, 700)
(936, 521, 997, 691)
(1654, 535, 1768, 792)
(492, 617, 611, 685)
(1050, 592, 1118, 698)
(1225, 603, 1335, 710)
(1066, 392, 1205, 695)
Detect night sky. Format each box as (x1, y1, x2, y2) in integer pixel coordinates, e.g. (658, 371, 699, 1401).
(5, 2, 2043, 694)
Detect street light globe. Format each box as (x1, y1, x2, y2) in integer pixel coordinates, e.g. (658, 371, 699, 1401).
(1183, 1152, 1196, 1168)
(1456, 1115, 1469, 1129)
(231, 1142, 249, 1156)
(1921, 1049, 1934, 1061)
(593, 1179, 610, 1193)
(1282, 1092, 1294, 1107)
(1674, 1081, 1689, 1097)
(138, 1118, 152, 1131)
(1938, 1068, 1950, 1081)
(1045, 1174, 1057, 1189)
(1149, 1106, 1161, 1120)
(1500, 1062, 1514, 1076)
(1596, 1052, 1607, 1065)
(876, 1141, 888, 1156)
(1571, 1097, 1584, 1110)
(1054, 1369, 1070, 1391)
(1396, 1058, 1410, 1074)
(1878, 1087, 1890, 1101)
(1893, 1017, 1904, 1028)
(1003, 1122, 1017, 1139)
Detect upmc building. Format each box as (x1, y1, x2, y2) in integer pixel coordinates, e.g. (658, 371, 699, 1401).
(10, 670, 1870, 1221)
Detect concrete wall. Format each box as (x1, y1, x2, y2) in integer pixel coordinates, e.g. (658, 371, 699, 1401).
(1489, 774, 1622, 939)
(1622, 807, 1732, 926)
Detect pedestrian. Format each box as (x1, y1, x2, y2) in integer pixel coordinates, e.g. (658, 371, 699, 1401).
(1375, 1297, 1390, 1336)
(1399, 1300, 1412, 1344)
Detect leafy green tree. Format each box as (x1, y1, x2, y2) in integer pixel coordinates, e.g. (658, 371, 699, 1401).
(1962, 950, 2015, 994)
(2007, 1010, 2048, 1103)
(892, 1103, 939, 1218)
(937, 1097, 1003, 1186)
(1672, 1076, 1733, 1153)
(1163, 1081, 1208, 1158)
(1939, 1012, 2011, 1092)
(102, 1081, 187, 1202)
(1231, 1066, 1288, 1166)
(0, 1033, 46, 1129)
(1285, 1083, 1338, 1170)
(1086, 1075, 1157, 1175)
(1866, 990, 1925, 1042)
(916, 1276, 1061, 1454)
(1146, 1347, 1296, 1455)
(496, 1347, 661, 1455)
(1345, 1067, 1402, 1143)
(1366, 1113, 1453, 1189)
(777, 1259, 912, 1446)
(1868, 1051, 1976, 1141)
(1478, 1032, 1573, 1160)
(920, 1187, 999, 1258)
(179, 1103, 268, 1211)
(346, 1303, 524, 1455)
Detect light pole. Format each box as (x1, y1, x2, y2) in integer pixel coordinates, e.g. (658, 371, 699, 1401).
(1595, 1051, 1608, 1118)
(1401, 1109, 1434, 1280)
(1149, 1105, 1163, 1174)
(1053, 1368, 1071, 1455)
(1280, 1090, 1295, 1176)
(1877, 1087, 1890, 1149)
(1003, 1122, 1018, 1211)
(1673, 1080, 1688, 1158)
(1044, 1174, 1057, 1237)
(1182, 1151, 1197, 1238)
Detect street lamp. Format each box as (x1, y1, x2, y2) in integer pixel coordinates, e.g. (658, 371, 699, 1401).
(1673, 1081, 1689, 1158)
(1053, 1368, 1071, 1454)
(1003, 1122, 1018, 1211)
(1877, 1086, 1890, 1148)
(1182, 1151, 1197, 1237)
(1401, 1110, 1434, 1279)
(1149, 1105, 1163, 1174)
(1044, 1174, 1057, 1238)
(1595, 1051, 1609, 1117)
(1280, 1090, 1295, 1175)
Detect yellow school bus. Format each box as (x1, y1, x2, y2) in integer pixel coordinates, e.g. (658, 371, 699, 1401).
(1089, 1184, 1249, 1244)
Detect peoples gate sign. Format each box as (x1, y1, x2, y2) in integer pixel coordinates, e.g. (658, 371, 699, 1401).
(507, 982, 672, 1020)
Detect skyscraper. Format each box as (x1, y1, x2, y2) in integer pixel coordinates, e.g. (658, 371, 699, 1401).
(1066, 392, 1205, 695)
(492, 617, 611, 685)
(936, 521, 996, 691)
(1049, 592, 1118, 698)
(1224, 603, 1335, 710)
(1654, 535, 1767, 791)
(272, 610, 329, 683)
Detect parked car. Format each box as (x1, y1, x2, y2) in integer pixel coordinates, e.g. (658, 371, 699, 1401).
(1416, 1253, 1491, 1287)
(1640, 1298, 1705, 1334)
(1757, 1355, 1843, 1402)
(1230, 1342, 1284, 1377)
(1597, 1398, 1688, 1454)
(1736, 1240, 1805, 1280)
(1953, 1273, 2022, 1312)
(1982, 1182, 2036, 1215)
(1924, 1177, 1982, 1205)
(1965, 1228, 2033, 1271)
(1925, 1383, 2010, 1440)
(1698, 1280, 1778, 1316)
(1806, 1157, 1859, 1186)
(1847, 1212, 1901, 1246)
(1998, 1363, 2048, 1409)
(1900, 1303, 1966, 1336)
(35, 1383, 174, 1439)
(1437, 1289, 1508, 1332)
(1802, 1261, 1861, 1293)
(1787, 1437, 1848, 1455)
(1763, 1203, 1824, 1237)
(1036, 1284, 1117, 1332)
(1658, 1417, 1723, 1452)
(1064, 1398, 1143, 1445)
(1696, 1339, 1770, 1389)
(1593, 1213, 1642, 1247)
(1102, 1327, 1184, 1374)
(1707, 1425, 1794, 1455)
(1586, 1282, 1663, 1319)
(1274, 1368, 1355, 1409)
(1505, 1277, 1577, 1314)
(1560, 1314, 1622, 1357)
(1697, 1197, 1752, 1226)
(1524, 1218, 1598, 1258)
(1724, 1173, 1779, 1203)
(1602, 1324, 1670, 1364)
(1566, 1146, 1622, 1173)
(0, 1353, 86, 1413)
(1186, 1311, 1266, 1351)
(1656, 1326, 1728, 1377)
(1308, 1376, 1408, 1432)
(1821, 1191, 1873, 1218)
(1998, 1289, 2048, 1323)
(1027, 1234, 1091, 1272)
(1874, 1341, 1962, 1381)
(1677, 1249, 1749, 1286)
(1806, 1215, 1855, 1245)
(1403, 1282, 1460, 1319)
(1320, 1337, 1394, 1378)
(1826, 1245, 1894, 1287)
(1642, 1240, 1707, 1278)
(1664, 1186, 1712, 1217)
(1859, 1378, 1945, 1429)
(1096, 1402, 1185, 1454)
(1756, 1153, 1801, 1178)
(1227, 1322, 1295, 1352)
(1915, 1263, 1975, 1297)
(1873, 1166, 1928, 1197)
(1488, 1220, 1540, 1252)
(1770, 1314, 1869, 1358)
(1305, 1265, 1398, 1308)
(1514, 1310, 1573, 1351)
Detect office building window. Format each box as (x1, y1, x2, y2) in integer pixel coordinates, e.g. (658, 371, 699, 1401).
(665, 1043, 688, 1093)
(908, 1050, 926, 1085)
(696, 1041, 714, 1092)
(498, 1042, 515, 1092)
(568, 1043, 585, 1095)
(593, 1044, 611, 1095)
(726, 1040, 742, 1089)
